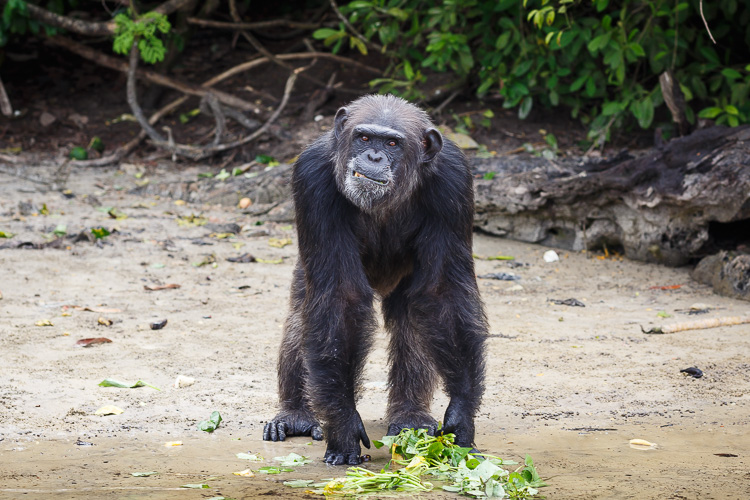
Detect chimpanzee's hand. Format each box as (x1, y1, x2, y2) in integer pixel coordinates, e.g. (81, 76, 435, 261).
(263, 410, 323, 442)
(323, 412, 370, 465)
(441, 399, 476, 448)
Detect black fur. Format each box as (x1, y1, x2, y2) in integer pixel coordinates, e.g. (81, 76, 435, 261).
(262, 95, 487, 465)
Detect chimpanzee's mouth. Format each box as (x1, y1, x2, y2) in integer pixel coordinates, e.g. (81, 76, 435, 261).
(352, 170, 388, 185)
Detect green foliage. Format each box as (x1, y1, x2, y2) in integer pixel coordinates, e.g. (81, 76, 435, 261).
(331, 0, 750, 143)
(113, 10, 171, 64)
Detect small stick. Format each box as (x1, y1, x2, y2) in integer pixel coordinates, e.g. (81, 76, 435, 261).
(642, 315, 750, 334)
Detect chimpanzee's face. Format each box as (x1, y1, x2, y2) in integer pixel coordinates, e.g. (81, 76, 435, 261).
(333, 99, 442, 214)
(341, 123, 405, 210)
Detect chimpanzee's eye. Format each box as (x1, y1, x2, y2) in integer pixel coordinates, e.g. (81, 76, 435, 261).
(387, 140, 397, 147)
(361, 135, 369, 142)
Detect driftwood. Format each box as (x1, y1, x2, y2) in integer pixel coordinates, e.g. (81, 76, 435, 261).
(473, 125, 750, 267)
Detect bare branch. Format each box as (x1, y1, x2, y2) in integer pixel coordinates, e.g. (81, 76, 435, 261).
(47, 36, 261, 114)
(126, 44, 166, 143)
(186, 17, 319, 31)
(699, 0, 717, 44)
(0, 75, 13, 117)
(9, 0, 193, 36)
(152, 65, 306, 159)
(19, 2, 115, 35)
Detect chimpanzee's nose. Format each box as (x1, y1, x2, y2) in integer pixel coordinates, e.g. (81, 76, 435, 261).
(367, 150, 384, 163)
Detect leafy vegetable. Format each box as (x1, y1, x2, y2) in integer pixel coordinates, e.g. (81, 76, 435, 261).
(292, 428, 545, 498)
(198, 411, 222, 432)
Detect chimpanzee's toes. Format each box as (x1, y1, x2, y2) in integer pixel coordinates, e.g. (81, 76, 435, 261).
(324, 450, 363, 466)
(386, 413, 438, 436)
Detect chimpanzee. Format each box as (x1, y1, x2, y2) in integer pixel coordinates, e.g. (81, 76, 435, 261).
(262, 94, 487, 465)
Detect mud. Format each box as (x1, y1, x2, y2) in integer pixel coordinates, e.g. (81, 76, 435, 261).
(1, 164, 749, 499)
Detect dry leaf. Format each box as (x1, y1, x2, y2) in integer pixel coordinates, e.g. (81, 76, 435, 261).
(76, 337, 113, 347)
(143, 284, 181, 291)
(233, 469, 255, 477)
(95, 405, 124, 416)
(164, 441, 183, 447)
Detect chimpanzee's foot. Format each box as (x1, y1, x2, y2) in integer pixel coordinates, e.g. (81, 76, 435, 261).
(386, 411, 439, 436)
(263, 409, 323, 441)
(323, 411, 370, 465)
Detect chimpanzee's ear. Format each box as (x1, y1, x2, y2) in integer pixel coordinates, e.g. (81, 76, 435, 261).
(422, 127, 443, 162)
(334, 107, 349, 141)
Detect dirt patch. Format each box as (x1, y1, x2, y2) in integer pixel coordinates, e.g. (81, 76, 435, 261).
(1, 165, 749, 499)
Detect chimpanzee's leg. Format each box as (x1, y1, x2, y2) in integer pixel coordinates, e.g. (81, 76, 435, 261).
(303, 283, 376, 465)
(263, 264, 323, 442)
(382, 279, 439, 436)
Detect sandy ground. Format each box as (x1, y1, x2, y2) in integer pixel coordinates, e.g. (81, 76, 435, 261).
(0, 164, 749, 499)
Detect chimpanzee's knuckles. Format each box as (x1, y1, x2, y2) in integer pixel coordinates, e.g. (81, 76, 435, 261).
(311, 425, 324, 441)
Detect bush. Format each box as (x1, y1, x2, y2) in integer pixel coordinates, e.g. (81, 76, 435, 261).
(316, 0, 750, 144)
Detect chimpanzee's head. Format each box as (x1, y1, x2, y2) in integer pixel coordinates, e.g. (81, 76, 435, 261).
(333, 95, 443, 213)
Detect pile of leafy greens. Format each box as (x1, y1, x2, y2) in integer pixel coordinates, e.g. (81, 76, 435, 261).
(284, 428, 545, 498)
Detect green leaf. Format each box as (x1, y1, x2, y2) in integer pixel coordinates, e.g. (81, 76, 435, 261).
(518, 97, 533, 120)
(98, 378, 161, 390)
(698, 106, 723, 119)
(312, 28, 339, 40)
(216, 169, 230, 181)
(91, 227, 111, 239)
(349, 36, 368, 55)
(236, 453, 263, 461)
(69, 147, 88, 160)
(88, 136, 105, 153)
(197, 411, 223, 433)
(274, 453, 312, 467)
(131, 471, 158, 477)
(495, 31, 511, 50)
(284, 479, 315, 488)
(724, 105, 739, 116)
(483, 172, 496, 180)
(721, 68, 742, 80)
(181, 483, 210, 489)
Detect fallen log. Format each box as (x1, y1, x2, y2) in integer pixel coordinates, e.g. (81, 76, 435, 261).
(473, 125, 750, 267)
